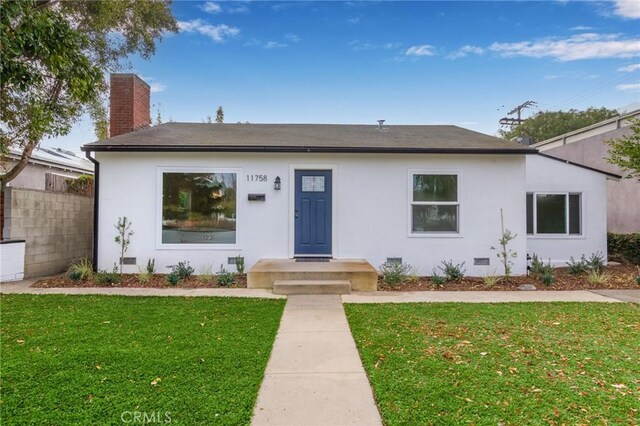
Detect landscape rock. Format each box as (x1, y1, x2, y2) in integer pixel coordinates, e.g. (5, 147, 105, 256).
(517, 284, 537, 291)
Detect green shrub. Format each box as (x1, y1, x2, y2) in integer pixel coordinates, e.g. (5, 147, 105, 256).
(166, 272, 180, 286)
(608, 233, 640, 265)
(146, 258, 156, 274)
(438, 260, 466, 281)
(483, 273, 502, 288)
(430, 268, 446, 287)
(95, 266, 121, 285)
(67, 258, 93, 281)
(635, 266, 640, 286)
(166, 261, 194, 281)
(235, 256, 245, 275)
(566, 256, 589, 275)
(585, 252, 605, 272)
(541, 271, 554, 286)
(136, 266, 151, 283)
(529, 254, 553, 278)
(379, 261, 414, 286)
(216, 265, 236, 287)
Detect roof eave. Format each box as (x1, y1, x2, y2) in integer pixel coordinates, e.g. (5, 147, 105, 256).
(81, 144, 538, 155)
(537, 152, 622, 180)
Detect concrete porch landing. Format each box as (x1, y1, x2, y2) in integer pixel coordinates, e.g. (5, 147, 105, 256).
(247, 259, 378, 292)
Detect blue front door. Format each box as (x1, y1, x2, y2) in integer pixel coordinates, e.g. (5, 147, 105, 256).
(294, 170, 332, 256)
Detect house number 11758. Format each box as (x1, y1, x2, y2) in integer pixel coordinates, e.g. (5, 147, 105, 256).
(247, 174, 267, 182)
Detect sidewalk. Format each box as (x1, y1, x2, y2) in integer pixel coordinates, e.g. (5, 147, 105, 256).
(0, 278, 284, 299)
(342, 290, 638, 304)
(252, 295, 382, 426)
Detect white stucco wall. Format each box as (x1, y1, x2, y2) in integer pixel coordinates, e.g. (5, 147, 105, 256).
(525, 155, 608, 265)
(0, 241, 25, 282)
(95, 152, 529, 276)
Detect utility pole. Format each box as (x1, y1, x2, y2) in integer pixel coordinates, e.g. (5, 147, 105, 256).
(499, 100, 537, 127)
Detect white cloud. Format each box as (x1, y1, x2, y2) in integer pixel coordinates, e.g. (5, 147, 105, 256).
(227, 5, 249, 14)
(264, 41, 287, 49)
(616, 83, 640, 91)
(349, 40, 402, 51)
(613, 0, 640, 19)
(149, 82, 167, 93)
(618, 63, 640, 72)
(490, 33, 640, 61)
(285, 33, 301, 42)
(405, 45, 435, 57)
(201, 2, 221, 13)
(348, 17, 360, 24)
(178, 19, 240, 42)
(570, 25, 596, 31)
(447, 45, 485, 59)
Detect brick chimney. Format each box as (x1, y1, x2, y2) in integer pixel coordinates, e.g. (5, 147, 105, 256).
(109, 74, 151, 137)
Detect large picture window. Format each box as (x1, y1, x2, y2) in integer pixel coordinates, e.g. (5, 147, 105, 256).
(161, 172, 237, 244)
(526, 192, 581, 235)
(411, 174, 459, 233)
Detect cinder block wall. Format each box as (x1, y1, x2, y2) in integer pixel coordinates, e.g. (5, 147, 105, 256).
(3, 188, 93, 278)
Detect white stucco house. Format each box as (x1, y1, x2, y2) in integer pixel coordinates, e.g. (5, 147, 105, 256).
(82, 75, 619, 286)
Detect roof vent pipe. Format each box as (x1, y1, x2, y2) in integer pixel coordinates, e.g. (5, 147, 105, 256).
(377, 119, 385, 129)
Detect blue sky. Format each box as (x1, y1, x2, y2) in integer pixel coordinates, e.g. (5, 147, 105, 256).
(48, 0, 640, 152)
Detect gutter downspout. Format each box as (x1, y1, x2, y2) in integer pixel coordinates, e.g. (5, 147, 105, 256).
(85, 151, 99, 271)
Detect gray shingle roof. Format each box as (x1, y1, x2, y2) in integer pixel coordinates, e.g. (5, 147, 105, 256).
(82, 122, 537, 154)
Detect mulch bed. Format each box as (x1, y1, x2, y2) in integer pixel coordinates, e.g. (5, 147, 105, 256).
(32, 274, 248, 289)
(32, 265, 639, 291)
(380, 265, 640, 291)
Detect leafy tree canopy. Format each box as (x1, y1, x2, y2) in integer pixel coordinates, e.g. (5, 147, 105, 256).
(606, 117, 640, 179)
(500, 107, 619, 143)
(0, 0, 178, 184)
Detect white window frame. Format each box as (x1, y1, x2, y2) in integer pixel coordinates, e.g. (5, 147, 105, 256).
(527, 191, 582, 237)
(408, 170, 462, 238)
(156, 167, 241, 250)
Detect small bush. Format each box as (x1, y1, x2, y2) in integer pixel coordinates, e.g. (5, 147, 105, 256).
(483, 273, 502, 288)
(379, 261, 414, 286)
(566, 256, 589, 275)
(95, 265, 121, 285)
(636, 267, 640, 286)
(529, 254, 552, 278)
(430, 268, 446, 287)
(146, 258, 156, 274)
(587, 269, 610, 286)
(541, 271, 554, 286)
(216, 264, 236, 287)
(438, 260, 466, 282)
(136, 266, 151, 283)
(166, 261, 194, 281)
(608, 232, 640, 265)
(585, 252, 605, 273)
(235, 256, 245, 275)
(198, 264, 214, 283)
(67, 258, 93, 281)
(166, 272, 180, 286)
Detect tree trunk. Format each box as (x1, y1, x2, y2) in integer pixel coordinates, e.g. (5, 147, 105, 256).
(0, 139, 38, 185)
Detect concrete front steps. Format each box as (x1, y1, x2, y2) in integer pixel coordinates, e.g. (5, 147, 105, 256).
(248, 259, 378, 292)
(273, 280, 351, 295)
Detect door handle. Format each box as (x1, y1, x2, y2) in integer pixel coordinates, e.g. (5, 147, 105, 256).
(295, 209, 299, 219)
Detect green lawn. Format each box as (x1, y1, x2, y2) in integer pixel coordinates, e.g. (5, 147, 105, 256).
(345, 302, 640, 425)
(0, 295, 285, 425)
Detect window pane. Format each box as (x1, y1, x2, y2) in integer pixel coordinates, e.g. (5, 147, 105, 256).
(413, 175, 457, 202)
(536, 194, 566, 234)
(526, 193, 534, 234)
(412, 205, 458, 232)
(569, 194, 581, 235)
(162, 172, 237, 244)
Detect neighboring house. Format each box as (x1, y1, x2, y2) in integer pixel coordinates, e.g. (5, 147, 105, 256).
(82, 74, 619, 286)
(2, 146, 94, 191)
(1, 145, 94, 281)
(532, 110, 640, 233)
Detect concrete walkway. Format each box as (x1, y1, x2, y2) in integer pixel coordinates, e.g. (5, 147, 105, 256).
(252, 295, 382, 426)
(342, 290, 636, 304)
(0, 278, 284, 299)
